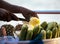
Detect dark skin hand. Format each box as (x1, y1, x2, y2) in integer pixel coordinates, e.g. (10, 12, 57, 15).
(0, 0, 39, 22)
(0, 8, 27, 22)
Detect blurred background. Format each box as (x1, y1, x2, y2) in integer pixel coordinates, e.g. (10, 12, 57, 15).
(0, 0, 60, 27)
(4, 0, 60, 10)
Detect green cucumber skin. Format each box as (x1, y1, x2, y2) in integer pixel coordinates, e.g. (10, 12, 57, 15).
(52, 27, 58, 38)
(33, 25, 41, 39)
(19, 25, 28, 40)
(46, 30, 52, 39)
(26, 30, 33, 40)
(40, 30, 46, 39)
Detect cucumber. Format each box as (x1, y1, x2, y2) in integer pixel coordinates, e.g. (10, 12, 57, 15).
(19, 25, 28, 40)
(41, 21, 47, 30)
(52, 27, 58, 38)
(46, 22, 58, 31)
(26, 30, 33, 40)
(46, 30, 52, 39)
(40, 29, 46, 39)
(33, 25, 41, 39)
(58, 24, 60, 37)
(39, 26, 44, 33)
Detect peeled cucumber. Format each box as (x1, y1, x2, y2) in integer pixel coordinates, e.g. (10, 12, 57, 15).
(39, 26, 44, 33)
(41, 21, 47, 30)
(58, 24, 60, 37)
(40, 29, 46, 39)
(33, 25, 41, 39)
(19, 25, 28, 40)
(56, 25, 60, 37)
(46, 22, 58, 31)
(52, 27, 58, 38)
(26, 30, 33, 40)
(46, 30, 52, 39)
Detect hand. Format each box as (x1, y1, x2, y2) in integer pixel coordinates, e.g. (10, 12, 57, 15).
(0, 0, 39, 22)
(22, 10, 39, 22)
(0, 8, 27, 22)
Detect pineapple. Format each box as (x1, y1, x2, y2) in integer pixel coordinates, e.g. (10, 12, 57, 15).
(1, 24, 15, 36)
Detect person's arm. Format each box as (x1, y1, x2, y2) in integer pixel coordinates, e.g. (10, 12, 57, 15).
(0, 0, 27, 13)
(0, 8, 27, 22)
(0, 0, 35, 13)
(0, 0, 38, 21)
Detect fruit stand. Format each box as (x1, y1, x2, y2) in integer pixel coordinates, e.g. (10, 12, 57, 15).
(0, 11, 60, 44)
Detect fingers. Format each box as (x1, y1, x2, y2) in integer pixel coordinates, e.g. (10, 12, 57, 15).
(0, 8, 38, 22)
(0, 8, 19, 22)
(31, 11, 39, 18)
(10, 13, 19, 21)
(0, 8, 11, 21)
(22, 11, 39, 22)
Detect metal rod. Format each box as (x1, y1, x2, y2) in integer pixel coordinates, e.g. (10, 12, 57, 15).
(34, 10, 60, 14)
(36, 12, 60, 14)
